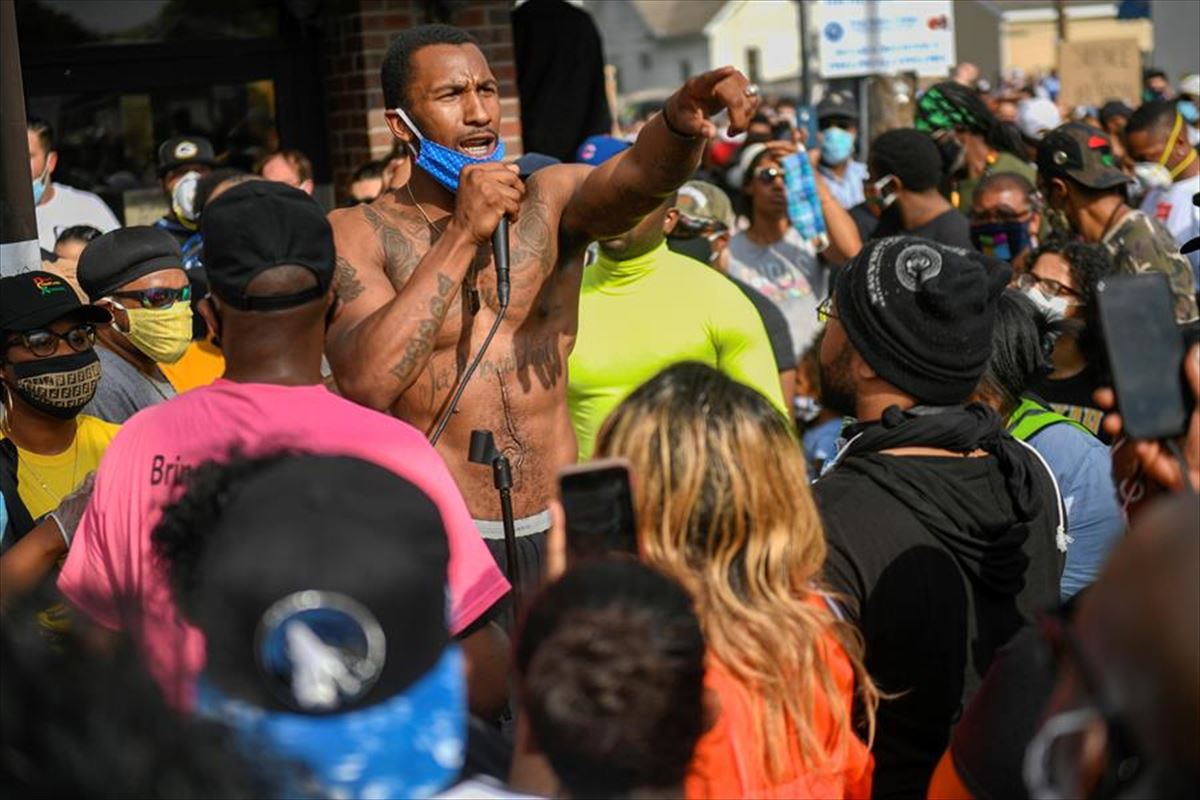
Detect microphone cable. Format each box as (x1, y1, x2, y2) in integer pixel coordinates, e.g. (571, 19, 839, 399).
(429, 222, 512, 446)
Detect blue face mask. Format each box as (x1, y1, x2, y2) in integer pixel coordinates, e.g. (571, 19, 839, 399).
(1179, 100, 1199, 124)
(32, 162, 49, 204)
(970, 220, 1034, 263)
(392, 107, 505, 193)
(820, 127, 856, 166)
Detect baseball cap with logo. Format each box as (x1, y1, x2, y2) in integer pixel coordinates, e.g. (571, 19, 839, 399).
(575, 134, 632, 166)
(0, 271, 111, 333)
(187, 454, 465, 799)
(1036, 122, 1131, 190)
(157, 136, 216, 177)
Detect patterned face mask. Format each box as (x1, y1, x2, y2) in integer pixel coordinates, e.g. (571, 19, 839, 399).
(10, 350, 101, 420)
(391, 107, 506, 193)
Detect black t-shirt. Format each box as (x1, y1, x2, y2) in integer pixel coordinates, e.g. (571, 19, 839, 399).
(849, 201, 880, 242)
(725, 273, 797, 370)
(1029, 364, 1109, 442)
(871, 206, 975, 250)
(814, 452, 1060, 799)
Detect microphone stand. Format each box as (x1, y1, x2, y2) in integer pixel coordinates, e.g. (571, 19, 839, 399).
(468, 429, 522, 612)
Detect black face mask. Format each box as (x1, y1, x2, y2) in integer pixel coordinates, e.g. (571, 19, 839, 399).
(667, 234, 716, 266)
(935, 134, 967, 177)
(9, 349, 101, 420)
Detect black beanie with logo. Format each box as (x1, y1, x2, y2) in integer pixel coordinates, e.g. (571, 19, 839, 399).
(834, 236, 1012, 405)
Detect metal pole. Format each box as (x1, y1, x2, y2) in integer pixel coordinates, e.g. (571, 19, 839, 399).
(0, 0, 40, 277)
(494, 455, 522, 612)
(798, 0, 812, 106)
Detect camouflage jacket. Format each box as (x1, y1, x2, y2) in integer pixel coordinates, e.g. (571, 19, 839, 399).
(1103, 209, 1199, 322)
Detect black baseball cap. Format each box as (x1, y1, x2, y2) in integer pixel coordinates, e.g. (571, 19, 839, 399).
(200, 181, 335, 311)
(1036, 123, 1131, 190)
(817, 91, 859, 123)
(192, 455, 452, 713)
(77, 226, 183, 302)
(157, 136, 216, 177)
(0, 271, 111, 333)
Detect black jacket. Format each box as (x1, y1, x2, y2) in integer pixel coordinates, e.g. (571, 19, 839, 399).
(813, 404, 1063, 800)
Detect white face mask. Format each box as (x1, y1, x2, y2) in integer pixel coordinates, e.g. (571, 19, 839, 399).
(1023, 287, 1070, 323)
(1132, 161, 1173, 193)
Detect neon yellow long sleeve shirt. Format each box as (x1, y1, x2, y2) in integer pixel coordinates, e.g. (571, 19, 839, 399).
(569, 242, 787, 460)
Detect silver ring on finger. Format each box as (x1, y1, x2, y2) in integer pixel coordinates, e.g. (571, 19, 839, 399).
(744, 83, 760, 98)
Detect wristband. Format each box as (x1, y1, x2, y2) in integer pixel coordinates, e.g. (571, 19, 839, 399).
(660, 107, 700, 141)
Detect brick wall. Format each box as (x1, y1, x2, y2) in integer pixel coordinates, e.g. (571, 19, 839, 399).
(323, 0, 524, 202)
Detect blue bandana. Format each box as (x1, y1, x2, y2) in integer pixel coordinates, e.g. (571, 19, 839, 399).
(196, 646, 467, 799)
(393, 107, 506, 193)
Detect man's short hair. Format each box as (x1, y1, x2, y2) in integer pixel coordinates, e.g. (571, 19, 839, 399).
(351, 159, 386, 183)
(55, 225, 103, 248)
(254, 149, 313, 184)
(516, 560, 706, 798)
(1125, 100, 1179, 138)
(974, 171, 1036, 204)
(869, 128, 943, 192)
(381, 24, 479, 110)
(27, 117, 54, 154)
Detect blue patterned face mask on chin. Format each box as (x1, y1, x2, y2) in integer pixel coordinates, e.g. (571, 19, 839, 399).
(392, 107, 505, 193)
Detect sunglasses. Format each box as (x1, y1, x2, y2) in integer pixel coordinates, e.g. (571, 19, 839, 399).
(673, 214, 727, 238)
(754, 166, 784, 185)
(4, 323, 96, 358)
(109, 285, 191, 309)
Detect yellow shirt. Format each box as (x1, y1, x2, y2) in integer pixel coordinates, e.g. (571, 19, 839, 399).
(159, 339, 226, 394)
(7, 415, 120, 519)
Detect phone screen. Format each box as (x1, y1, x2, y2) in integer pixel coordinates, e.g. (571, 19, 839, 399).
(559, 461, 638, 561)
(1097, 273, 1187, 440)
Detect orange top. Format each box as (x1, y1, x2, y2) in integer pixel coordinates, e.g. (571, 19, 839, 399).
(159, 339, 225, 394)
(926, 749, 974, 800)
(685, 605, 873, 800)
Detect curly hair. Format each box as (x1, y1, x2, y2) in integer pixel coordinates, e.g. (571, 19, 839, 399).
(1026, 237, 1117, 364)
(151, 449, 297, 621)
(594, 363, 878, 781)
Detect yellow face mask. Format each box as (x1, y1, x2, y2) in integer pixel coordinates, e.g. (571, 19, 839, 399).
(115, 303, 194, 364)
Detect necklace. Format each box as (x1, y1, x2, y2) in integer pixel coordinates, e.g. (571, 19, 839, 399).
(18, 419, 82, 508)
(406, 184, 444, 234)
(1100, 202, 1128, 241)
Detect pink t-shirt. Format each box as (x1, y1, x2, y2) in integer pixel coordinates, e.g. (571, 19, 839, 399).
(58, 380, 509, 708)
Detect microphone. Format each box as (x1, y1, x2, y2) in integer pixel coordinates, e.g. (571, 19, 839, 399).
(493, 218, 511, 309)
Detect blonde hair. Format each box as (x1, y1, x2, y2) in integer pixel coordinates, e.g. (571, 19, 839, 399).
(595, 363, 878, 780)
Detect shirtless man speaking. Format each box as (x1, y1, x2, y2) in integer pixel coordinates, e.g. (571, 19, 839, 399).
(328, 24, 759, 576)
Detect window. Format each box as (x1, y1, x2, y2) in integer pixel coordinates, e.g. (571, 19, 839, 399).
(746, 47, 761, 83)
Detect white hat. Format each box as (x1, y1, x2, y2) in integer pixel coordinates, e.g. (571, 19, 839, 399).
(1017, 97, 1062, 141)
(727, 142, 768, 189)
(1180, 74, 1200, 98)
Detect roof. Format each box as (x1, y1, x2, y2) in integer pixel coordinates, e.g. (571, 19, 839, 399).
(631, 0, 727, 39)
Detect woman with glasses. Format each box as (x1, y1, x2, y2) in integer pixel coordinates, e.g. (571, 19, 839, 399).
(1016, 239, 1118, 440)
(75, 227, 194, 423)
(0, 272, 119, 617)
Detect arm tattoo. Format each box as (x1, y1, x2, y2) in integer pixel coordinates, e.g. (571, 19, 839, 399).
(388, 272, 458, 386)
(510, 184, 555, 287)
(333, 256, 365, 304)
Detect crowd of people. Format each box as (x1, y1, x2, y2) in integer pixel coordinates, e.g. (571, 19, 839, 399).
(4, 22, 1200, 800)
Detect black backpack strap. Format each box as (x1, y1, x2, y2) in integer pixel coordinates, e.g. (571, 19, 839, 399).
(0, 438, 37, 552)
